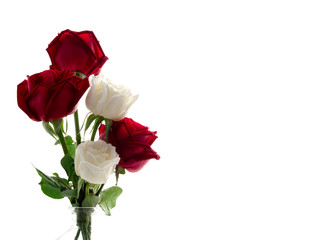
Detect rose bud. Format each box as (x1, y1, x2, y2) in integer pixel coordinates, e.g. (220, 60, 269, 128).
(86, 74, 138, 121)
(75, 140, 120, 184)
(47, 29, 108, 76)
(99, 118, 160, 172)
(17, 69, 89, 122)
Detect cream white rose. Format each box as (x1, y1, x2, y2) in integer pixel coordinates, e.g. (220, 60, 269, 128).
(85, 74, 138, 121)
(75, 140, 120, 184)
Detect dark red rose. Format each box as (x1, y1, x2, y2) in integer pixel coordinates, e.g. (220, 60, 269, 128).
(99, 118, 160, 172)
(17, 69, 89, 122)
(47, 29, 108, 76)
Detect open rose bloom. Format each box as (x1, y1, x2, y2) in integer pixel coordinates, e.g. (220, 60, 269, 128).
(47, 29, 108, 76)
(75, 140, 120, 184)
(16, 29, 159, 239)
(99, 118, 160, 172)
(17, 69, 89, 122)
(86, 74, 138, 121)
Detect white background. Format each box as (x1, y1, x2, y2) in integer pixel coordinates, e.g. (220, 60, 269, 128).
(1, 0, 320, 239)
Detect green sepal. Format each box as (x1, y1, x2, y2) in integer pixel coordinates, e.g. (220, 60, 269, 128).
(99, 186, 123, 216)
(90, 116, 105, 141)
(50, 119, 63, 135)
(42, 121, 57, 139)
(64, 118, 68, 134)
(84, 114, 98, 133)
(115, 166, 125, 185)
(73, 71, 86, 79)
(82, 195, 100, 207)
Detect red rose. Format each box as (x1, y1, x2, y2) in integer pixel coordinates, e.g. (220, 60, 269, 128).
(17, 69, 89, 122)
(99, 118, 160, 172)
(46, 29, 108, 76)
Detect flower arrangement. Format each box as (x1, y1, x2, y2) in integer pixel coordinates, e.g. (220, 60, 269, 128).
(17, 29, 160, 239)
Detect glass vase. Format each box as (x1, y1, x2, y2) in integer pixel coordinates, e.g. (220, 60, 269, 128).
(57, 207, 100, 240)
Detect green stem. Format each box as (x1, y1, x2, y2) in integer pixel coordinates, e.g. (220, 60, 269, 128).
(95, 184, 104, 196)
(74, 110, 81, 145)
(57, 129, 69, 155)
(76, 208, 92, 240)
(85, 182, 91, 196)
(74, 228, 80, 240)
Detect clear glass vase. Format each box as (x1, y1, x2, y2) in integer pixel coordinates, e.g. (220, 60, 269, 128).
(57, 207, 100, 240)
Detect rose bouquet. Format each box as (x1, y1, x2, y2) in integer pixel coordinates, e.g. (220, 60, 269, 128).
(17, 29, 160, 240)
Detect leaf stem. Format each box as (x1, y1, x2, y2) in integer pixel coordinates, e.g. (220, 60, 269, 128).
(57, 129, 69, 155)
(74, 110, 81, 145)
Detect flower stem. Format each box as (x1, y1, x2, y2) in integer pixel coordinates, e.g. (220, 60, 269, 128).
(74, 229, 80, 240)
(104, 119, 113, 142)
(95, 184, 104, 196)
(74, 110, 81, 145)
(76, 208, 92, 240)
(57, 129, 69, 155)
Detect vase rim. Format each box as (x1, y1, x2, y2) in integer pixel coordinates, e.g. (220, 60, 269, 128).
(70, 206, 97, 209)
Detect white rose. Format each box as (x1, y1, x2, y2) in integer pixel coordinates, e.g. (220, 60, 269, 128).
(85, 74, 138, 121)
(75, 140, 120, 184)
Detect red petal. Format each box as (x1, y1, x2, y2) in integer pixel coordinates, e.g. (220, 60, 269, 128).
(119, 159, 150, 172)
(26, 85, 51, 121)
(17, 80, 40, 121)
(47, 30, 96, 75)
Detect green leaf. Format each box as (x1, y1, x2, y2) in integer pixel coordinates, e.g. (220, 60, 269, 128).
(65, 136, 76, 158)
(82, 195, 100, 207)
(51, 119, 63, 135)
(61, 154, 74, 175)
(52, 173, 70, 189)
(39, 180, 63, 199)
(64, 135, 75, 145)
(62, 189, 77, 198)
(35, 168, 64, 199)
(42, 121, 57, 139)
(84, 114, 98, 133)
(67, 143, 76, 159)
(61, 154, 78, 183)
(99, 186, 123, 216)
(35, 168, 59, 188)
